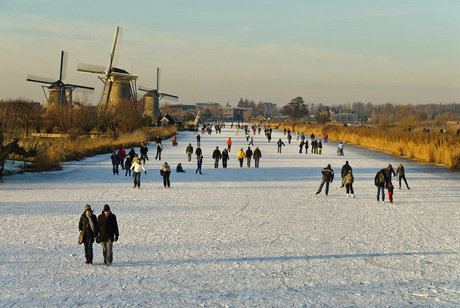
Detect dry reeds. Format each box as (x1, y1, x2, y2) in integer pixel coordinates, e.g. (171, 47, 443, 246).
(276, 122, 460, 168)
(29, 126, 177, 172)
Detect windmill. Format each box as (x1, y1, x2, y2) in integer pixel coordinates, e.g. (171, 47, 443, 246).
(27, 51, 94, 110)
(139, 67, 178, 123)
(77, 26, 138, 114)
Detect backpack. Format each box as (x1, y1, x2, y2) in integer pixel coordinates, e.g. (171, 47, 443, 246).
(378, 172, 385, 183)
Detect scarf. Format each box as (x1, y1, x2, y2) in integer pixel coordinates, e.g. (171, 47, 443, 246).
(86, 212, 95, 233)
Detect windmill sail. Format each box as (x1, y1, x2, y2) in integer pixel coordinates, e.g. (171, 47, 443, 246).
(27, 51, 94, 109)
(77, 26, 137, 114)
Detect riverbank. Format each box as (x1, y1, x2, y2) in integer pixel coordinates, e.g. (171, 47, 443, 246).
(274, 122, 460, 168)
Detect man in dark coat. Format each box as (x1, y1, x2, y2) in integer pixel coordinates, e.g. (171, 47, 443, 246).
(212, 146, 222, 168)
(140, 142, 149, 164)
(195, 146, 202, 160)
(340, 161, 352, 188)
(375, 169, 389, 202)
(245, 147, 253, 168)
(316, 164, 334, 196)
(79, 204, 97, 264)
(96, 204, 119, 266)
(221, 148, 230, 168)
(111, 152, 119, 175)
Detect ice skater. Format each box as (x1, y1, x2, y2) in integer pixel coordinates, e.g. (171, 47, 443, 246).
(316, 164, 334, 196)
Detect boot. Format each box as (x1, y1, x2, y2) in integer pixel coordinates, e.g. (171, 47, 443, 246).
(85, 257, 89, 264)
(88, 257, 93, 265)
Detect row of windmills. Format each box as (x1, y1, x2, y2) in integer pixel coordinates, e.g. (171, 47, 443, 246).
(27, 26, 178, 122)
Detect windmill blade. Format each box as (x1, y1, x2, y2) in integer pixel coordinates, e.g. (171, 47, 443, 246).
(97, 82, 108, 111)
(60, 51, 69, 81)
(26, 74, 55, 85)
(65, 83, 95, 91)
(138, 85, 154, 92)
(108, 26, 122, 71)
(77, 62, 106, 75)
(110, 71, 138, 79)
(159, 93, 179, 101)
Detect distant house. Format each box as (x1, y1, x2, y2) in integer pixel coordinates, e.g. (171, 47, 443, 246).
(161, 114, 175, 125)
(331, 110, 358, 123)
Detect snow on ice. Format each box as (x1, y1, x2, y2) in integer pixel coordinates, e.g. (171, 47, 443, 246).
(0, 126, 459, 307)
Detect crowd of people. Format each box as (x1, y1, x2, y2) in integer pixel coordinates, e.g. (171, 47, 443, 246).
(90, 123, 412, 266)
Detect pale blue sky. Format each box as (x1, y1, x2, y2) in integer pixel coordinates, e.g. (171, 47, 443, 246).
(1, 0, 459, 106)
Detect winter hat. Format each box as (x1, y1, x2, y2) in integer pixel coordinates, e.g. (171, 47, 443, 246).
(85, 204, 92, 212)
(103, 204, 111, 212)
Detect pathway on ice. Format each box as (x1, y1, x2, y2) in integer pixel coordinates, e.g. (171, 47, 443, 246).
(0, 126, 459, 307)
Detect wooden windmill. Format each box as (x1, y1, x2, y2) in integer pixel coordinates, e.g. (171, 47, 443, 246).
(139, 67, 178, 123)
(77, 26, 138, 114)
(27, 51, 94, 111)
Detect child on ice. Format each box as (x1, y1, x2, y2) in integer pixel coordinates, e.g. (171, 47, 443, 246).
(387, 182, 394, 203)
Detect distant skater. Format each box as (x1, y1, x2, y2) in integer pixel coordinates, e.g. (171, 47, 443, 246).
(160, 162, 171, 188)
(246, 147, 253, 168)
(253, 146, 262, 168)
(237, 148, 245, 168)
(316, 164, 334, 196)
(277, 139, 285, 153)
(340, 161, 352, 188)
(395, 163, 410, 190)
(375, 168, 389, 202)
(196, 155, 203, 174)
(342, 170, 355, 198)
(130, 159, 146, 189)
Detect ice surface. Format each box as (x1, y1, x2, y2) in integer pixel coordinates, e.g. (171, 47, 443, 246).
(0, 126, 459, 307)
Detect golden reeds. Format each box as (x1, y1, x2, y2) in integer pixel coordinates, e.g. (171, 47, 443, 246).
(277, 122, 460, 168)
(28, 126, 177, 172)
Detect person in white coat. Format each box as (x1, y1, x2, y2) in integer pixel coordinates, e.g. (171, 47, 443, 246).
(130, 159, 146, 189)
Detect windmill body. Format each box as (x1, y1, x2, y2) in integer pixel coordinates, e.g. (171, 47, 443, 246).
(139, 68, 178, 123)
(27, 51, 94, 112)
(77, 27, 138, 114)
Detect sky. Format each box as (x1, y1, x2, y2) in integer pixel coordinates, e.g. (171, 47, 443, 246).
(1, 0, 459, 107)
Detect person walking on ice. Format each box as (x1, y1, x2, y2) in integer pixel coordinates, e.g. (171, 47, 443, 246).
(316, 164, 334, 196)
(337, 141, 344, 156)
(186, 143, 194, 161)
(254, 146, 262, 168)
(79, 204, 97, 265)
(342, 170, 355, 198)
(277, 139, 285, 153)
(160, 162, 171, 188)
(96, 204, 119, 266)
(196, 155, 203, 174)
(130, 159, 146, 189)
(395, 163, 410, 190)
(237, 148, 245, 168)
(375, 168, 389, 202)
(340, 161, 352, 188)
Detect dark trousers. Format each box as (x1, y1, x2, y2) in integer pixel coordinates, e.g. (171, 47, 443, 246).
(112, 164, 118, 175)
(345, 183, 354, 194)
(163, 175, 170, 187)
(133, 172, 141, 187)
(399, 176, 410, 189)
(254, 157, 260, 168)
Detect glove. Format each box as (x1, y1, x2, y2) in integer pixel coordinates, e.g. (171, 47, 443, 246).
(145, 171, 147, 175)
(96, 236, 100, 244)
(115, 235, 118, 242)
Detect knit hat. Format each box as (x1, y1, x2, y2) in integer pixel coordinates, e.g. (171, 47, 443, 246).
(85, 204, 92, 212)
(103, 204, 110, 212)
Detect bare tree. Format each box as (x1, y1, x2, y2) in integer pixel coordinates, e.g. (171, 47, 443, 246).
(281, 97, 308, 121)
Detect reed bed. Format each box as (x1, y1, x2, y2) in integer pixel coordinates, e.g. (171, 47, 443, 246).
(275, 122, 460, 168)
(24, 126, 177, 172)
